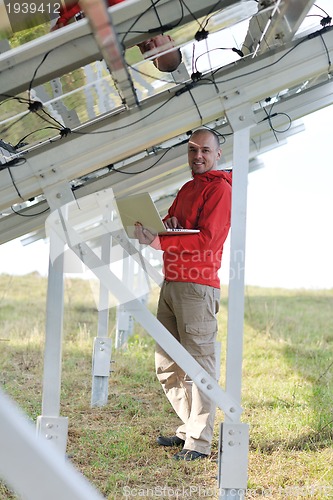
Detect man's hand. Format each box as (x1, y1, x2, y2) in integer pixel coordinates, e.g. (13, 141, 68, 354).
(134, 223, 156, 245)
(163, 216, 183, 229)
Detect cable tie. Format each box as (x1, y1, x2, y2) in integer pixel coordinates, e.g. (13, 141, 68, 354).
(320, 16, 332, 27)
(175, 83, 194, 96)
(191, 71, 202, 82)
(148, 24, 173, 33)
(307, 26, 331, 39)
(195, 29, 209, 42)
(262, 112, 278, 121)
(232, 47, 244, 58)
(60, 128, 71, 138)
(28, 101, 43, 112)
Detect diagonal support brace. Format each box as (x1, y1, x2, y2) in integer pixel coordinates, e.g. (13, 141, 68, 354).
(46, 205, 243, 421)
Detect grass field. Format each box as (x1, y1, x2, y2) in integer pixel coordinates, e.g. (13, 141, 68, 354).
(0, 274, 332, 499)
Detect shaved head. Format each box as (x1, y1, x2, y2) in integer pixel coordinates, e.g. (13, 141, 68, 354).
(188, 129, 222, 174)
(190, 129, 220, 149)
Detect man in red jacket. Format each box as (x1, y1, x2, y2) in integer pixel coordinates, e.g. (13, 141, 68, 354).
(51, 0, 182, 73)
(135, 129, 232, 460)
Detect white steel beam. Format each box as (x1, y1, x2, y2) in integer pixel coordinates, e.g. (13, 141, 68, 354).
(0, 389, 104, 500)
(216, 112, 253, 497)
(36, 230, 69, 454)
(91, 228, 113, 407)
(39, 229, 65, 418)
(0, 117, 310, 246)
(80, 0, 139, 107)
(35, 185, 75, 454)
(243, 0, 316, 56)
(225, 126, 251, 407)
(46, 199, 242, 420)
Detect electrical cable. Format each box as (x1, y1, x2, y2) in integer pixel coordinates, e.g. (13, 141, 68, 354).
(306, 13, 332, 29)
(0, 157, 27, 169)
(313, 3, 330, 18)
(180, 0, 231, 42)
(187, 87, 202, 124)
(13, 127, 64, 149)
(202, 124, 227, 145)
(0, 94, 31, 105)
(148, 0, 185, 32)
(28, 50, 53, 103)
(10, 27, 315, 146)
(10, 204, 50, 217)
(319, 32, 332, 74)
(194, 47, 244, 75)
(72, 93, 176, 134)
(6, 167, 24, 200)
(261, 110, 292, 135)
(150, 0, 164, 31)
(145, 0, 185, 33)
(120, 0, 163, 44)
(179, 0, 220, 31)
(0, 114, 28, 137)
(127, 61, 185, 86)
(2, 1, 225, 147)
(111, 146, 171, 175)
(212, 31, 318, 81)
(258, 96, 292, 143)
(34, 109, 65, 130)
(2, 3, 331, 172)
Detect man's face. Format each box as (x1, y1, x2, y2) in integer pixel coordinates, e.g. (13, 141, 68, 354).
(137, 35, 180, 72)
(188, 132, 221, 175)
(138, 34, 175, 57)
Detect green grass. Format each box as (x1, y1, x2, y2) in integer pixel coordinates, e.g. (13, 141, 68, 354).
(0, 275, 333, 499)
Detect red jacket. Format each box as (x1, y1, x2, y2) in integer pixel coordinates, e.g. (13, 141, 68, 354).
(53, 0, 124, 29)
(154, 170, 232, 289)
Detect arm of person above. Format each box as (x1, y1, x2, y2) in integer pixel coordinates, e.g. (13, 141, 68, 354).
(50, 1, 81, 30)
(51, 0, 125, 30)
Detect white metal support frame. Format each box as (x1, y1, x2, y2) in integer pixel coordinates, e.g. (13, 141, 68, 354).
(36, 183, 77, 452)
(114, 233, 162, 349)
(115, 243, 135, 349)
(36, 227, 68, 454)
(41, 179, 253, 494)
(40, 178, 252, 494)
(45, 193, 243, 422)
(0, 389, 104, 500)
(0, 0, 239, 98)
(217, 104, 255, 499)
(91, 227, 113, 407)
(1, 28, 332, 212)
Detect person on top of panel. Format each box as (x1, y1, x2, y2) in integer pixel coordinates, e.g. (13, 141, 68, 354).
(51, 0, 182, 73)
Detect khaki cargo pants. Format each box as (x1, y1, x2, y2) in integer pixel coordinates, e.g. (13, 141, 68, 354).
(155, 281, 220, 455)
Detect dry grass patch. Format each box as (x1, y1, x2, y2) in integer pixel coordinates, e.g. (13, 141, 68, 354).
(0, 275, 333, 498)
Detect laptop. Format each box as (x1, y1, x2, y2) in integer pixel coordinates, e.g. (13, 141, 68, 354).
(114, 192, 200, 238)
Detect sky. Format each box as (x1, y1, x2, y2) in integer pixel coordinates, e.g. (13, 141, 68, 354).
(0, 104, 332, 290)
(227, 104, 333, 289)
